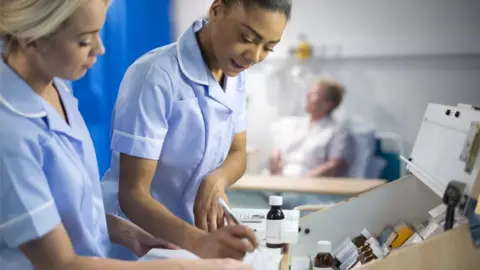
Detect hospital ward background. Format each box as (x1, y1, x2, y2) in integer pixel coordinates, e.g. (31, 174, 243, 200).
(70, 0, 480, 269)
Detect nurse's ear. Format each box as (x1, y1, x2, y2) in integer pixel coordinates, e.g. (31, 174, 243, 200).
(208, 0, 227, 22)
(16, 38, 41, 54)
(16, 36, 52, 56)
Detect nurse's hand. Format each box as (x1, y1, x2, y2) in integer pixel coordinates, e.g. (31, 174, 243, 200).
(191, 225, 258, 260)
(110, 215, 178, 257)
(129, 226, 179, 257)
(194, 174, 230, 232)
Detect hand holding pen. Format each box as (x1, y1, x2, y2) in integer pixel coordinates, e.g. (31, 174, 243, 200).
(217, 198, 260, 251)
(217, 198, 289, 255)
(217, 197, 241, 225)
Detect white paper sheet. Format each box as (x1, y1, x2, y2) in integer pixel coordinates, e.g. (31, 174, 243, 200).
(243, 248, 283, 270)
(139, 248, 283, 270)
(138, 249, 200, 261)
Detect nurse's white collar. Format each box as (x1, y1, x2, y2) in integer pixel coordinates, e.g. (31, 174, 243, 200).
(176, 19, 210, 86)
(0, 59, 69, 119)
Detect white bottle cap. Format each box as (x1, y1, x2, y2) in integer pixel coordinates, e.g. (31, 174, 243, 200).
(361, 229, 372, 239)
(317, 240, 332, 253)
(269, 196, 283, 206)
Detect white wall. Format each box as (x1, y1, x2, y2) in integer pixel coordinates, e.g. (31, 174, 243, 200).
(271, 0, 480, 59)
(172, 0, 480, 170)
(172, 0, 211, 37)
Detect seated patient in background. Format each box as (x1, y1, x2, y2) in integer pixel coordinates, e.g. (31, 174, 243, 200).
(270, 79, 354, 178)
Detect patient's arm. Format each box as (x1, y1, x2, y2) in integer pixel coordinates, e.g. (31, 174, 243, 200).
(269, 150, 283, 175)
(306, 159, 347, 177)
(308, 126, 353, 177)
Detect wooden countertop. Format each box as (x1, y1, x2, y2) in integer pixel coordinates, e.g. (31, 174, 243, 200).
(230, 175, 386, 195)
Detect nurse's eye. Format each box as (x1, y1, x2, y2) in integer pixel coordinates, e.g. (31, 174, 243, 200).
(265, 46, 274, 52)
(78, 39, 91, 47)
(241, 33, 255, 43)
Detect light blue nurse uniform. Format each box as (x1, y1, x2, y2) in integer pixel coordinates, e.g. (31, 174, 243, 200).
(0, 60, 111, 269)
(102, 19, 247, 224)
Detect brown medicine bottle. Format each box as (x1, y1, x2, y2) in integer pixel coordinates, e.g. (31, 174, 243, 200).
(313, 241, 334, 269)
(360, 244, 381, 264)
(266, 196, 285, 249)
(352, 229, 371, 248)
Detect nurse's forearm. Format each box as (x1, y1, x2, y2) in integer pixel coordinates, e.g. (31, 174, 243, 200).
(19, 224, 187, 270)
(105, 213, 141, 249)
(119, 190, 206, 251)
(212, 149, 246, 187)
(105, 214, 123, 244)
(209, 131, 247, 187)
(66, 257, 187, 270)
(213, 148, 247, 187)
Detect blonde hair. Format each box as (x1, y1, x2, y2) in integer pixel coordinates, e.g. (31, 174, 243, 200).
(313, 78, 346, 111)
(0, 0, 110, 55)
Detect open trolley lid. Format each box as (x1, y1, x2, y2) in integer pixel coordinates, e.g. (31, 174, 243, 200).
(407, 103, 480, 197)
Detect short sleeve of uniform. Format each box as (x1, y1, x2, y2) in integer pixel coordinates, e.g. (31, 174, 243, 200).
(233, 73, 247, 134)
(0, 138, 61, 248)
(329, 126, 354, 163)
(110, 63, 173, 160)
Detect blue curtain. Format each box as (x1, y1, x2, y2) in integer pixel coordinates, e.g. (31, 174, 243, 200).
(72, 0, 172, 176)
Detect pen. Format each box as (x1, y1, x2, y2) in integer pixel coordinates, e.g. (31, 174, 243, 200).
(217, 198, 241, 225)
(217, 198, 260, 252)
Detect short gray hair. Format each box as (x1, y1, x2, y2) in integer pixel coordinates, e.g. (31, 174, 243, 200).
(313, 78, 346, 111)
